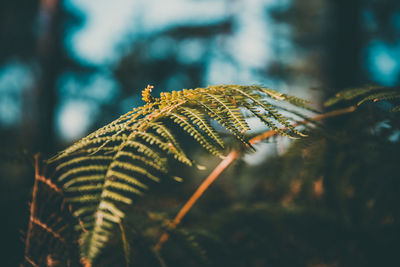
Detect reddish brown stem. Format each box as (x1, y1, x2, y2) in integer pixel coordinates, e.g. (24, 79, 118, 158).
(154, 150, 239, 251)
(24, 154, 41, 262)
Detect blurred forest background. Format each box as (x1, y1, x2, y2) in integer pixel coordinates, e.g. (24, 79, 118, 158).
(1, 0, 400, 266)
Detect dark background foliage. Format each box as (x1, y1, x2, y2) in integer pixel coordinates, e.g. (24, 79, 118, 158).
(0, 0, 399, 266)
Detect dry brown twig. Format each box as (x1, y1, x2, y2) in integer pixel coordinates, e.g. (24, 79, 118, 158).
(154, 106, 356, 250)
(24, 155, 41, 261)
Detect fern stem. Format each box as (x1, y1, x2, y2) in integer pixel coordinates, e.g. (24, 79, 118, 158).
(154, 150, 239, 251)
(155, 105, 357, 251)
(119, 222, 130, 267)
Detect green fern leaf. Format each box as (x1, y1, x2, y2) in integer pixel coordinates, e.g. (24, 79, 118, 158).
(179, 106, 225, 148)
(324, 85, 383, 106)
(357, 91, 400, 105)
(325, 85, 400, 112)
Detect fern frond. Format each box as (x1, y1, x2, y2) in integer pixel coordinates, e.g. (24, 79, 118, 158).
(64, 174, 105, 188)
(325, 85, 400, 112)
(179, 106, 225, 148)
(168, 112, 224, 157)
(227, 85, 305, 137)
(58, 165, 109, 183)
(244, 104, 291, 138)
(56, 155, 113, 171)
(135, 131, 191, 165)
(117, 151, 168, 173)
(261, 87, 317, 112)
(324, 85, 382, 106)
(357, 91, 400, 105)
(190, 97, 253, 149)
(202, 92, 250, 133)
(47, 84, 309, 264)
(148, 122, 192, 165)
(124, 140, 166, 166)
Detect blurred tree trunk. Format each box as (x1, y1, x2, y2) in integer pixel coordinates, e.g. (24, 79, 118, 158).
(326, 0, 364, 90)
(323, 0, 365, 218)
(33, 0, 62, 155)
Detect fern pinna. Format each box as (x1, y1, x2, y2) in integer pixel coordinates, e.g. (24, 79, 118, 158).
(47, 84, 308, 266)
